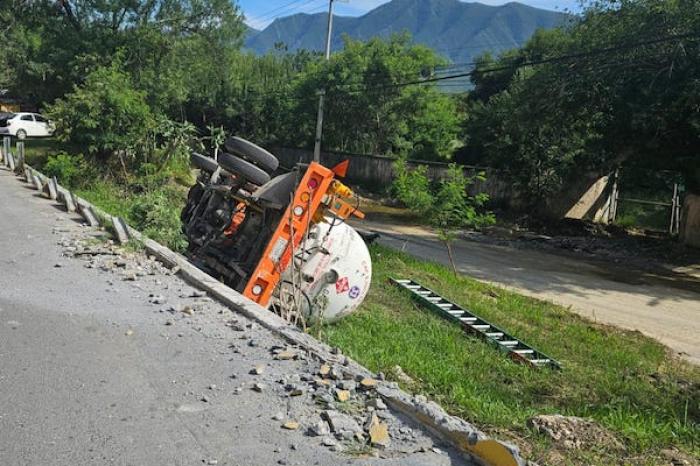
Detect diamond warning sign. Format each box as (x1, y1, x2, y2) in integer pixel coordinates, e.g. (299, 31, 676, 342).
(335, 277, 349, 294)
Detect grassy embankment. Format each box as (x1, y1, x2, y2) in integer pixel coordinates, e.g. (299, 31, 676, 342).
(24, 139, 190, 251)
(23, 139, 699, 465)
(324, 245, 699, 465)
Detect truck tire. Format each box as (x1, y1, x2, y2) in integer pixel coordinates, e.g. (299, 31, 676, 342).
(218, 152, 271, 186)
(191, 152, 219, 173)
(224, 137, 279, 173)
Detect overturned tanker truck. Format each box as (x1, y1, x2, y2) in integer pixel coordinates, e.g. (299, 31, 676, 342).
(181, 137, 372, 324)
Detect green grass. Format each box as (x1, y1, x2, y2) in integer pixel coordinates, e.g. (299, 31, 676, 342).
(73, 181, 189, 251)
(19, 138, 190, 251)
(323, 245, 700, 465)
(22, 138, 80, 167)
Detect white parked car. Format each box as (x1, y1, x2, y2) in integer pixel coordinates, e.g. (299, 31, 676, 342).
(0, 112, 55, 139)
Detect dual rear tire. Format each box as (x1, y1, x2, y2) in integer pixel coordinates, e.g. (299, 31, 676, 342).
(190, 137, 279, 186)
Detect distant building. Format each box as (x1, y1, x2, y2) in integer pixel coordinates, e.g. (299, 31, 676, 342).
(0, 90, 23, 112)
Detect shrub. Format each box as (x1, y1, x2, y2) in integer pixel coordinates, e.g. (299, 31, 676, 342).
(392, 156, 433, 215)
(43, 152, 92, 188)
(129, 190, 187, 252)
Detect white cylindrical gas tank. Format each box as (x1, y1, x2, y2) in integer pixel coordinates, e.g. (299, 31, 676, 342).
(279, 219, 372, 324)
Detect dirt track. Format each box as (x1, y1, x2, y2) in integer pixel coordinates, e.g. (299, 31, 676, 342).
(357, 220, 700, 365)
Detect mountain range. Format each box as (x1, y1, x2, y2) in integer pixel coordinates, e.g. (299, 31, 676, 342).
(245, 0, 570, 65)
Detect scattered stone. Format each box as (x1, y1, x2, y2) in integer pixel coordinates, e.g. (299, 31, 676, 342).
(360, 378, 378, 390)
(309, 421, 330, 437)
(248, 339, 259, 347)
(282, 421, 300, 430)
(334, 389, 350, 402)
(125, 329, 134, 336)
(322, 410, 362, 434)
(233, 387, 243, 395)
(201, 395, 209, 403)
(208, 384, 217, 390)
(206, 460, 218, 465)
(322, 437, 337, 447)
(337, 380, 356, 391)
(275, 350, 297, 361)
(329, 366, 343, 380)
(164, 320, 173, 326)
(273, 412, 285, 421)
(390, 365, 415, 386)
(181, 306, 194, 316)
(252, 383, 266, 392)
(528, 414, 623, 451)
(319, 364, 331, 377)
(313, 379, 330, 388)
(367, 398, 387, 410)
(288, 387, 304, 397)
(250, 365, 265, 375)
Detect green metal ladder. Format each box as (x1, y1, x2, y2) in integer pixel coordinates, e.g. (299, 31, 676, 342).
(392, 278, 561, 369)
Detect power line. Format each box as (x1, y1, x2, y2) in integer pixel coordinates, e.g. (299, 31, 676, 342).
(223, 31, 697, 105)
(335, 32, 700, 94)
(247, 0, 325, 26)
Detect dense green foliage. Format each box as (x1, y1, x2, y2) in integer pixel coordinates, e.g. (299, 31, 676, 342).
(287, 35, 462, 157)
(393, 157, 494, 231)
(326, 245, 700, 465)
(461, 0, 700, 200)
(0, 1, 462, 162)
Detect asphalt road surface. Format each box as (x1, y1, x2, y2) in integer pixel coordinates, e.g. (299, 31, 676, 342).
(358, 220, 700, 365)
(0, 168, 470, 466)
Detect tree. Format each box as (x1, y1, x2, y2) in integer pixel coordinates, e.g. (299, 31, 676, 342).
(462, 0, 700, 210)
(289, 34, 463, 160)
(392, 158, 495, 273)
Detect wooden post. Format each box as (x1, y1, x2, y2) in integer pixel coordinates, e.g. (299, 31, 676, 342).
(608, 169, 619, 224)
(670, 183, 678, 235)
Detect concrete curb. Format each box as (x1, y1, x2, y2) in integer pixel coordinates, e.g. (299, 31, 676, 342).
(8, 165, 527, 466)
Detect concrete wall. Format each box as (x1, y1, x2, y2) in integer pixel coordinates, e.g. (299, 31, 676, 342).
(273, 147, 515, 206)
(680, 193, 700, 248)
(563, 175, 613, 223)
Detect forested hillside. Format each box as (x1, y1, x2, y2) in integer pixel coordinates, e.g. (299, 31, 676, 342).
(246, 0, 569, 65)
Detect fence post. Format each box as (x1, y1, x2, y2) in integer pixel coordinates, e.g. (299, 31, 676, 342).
(608, 169, 619, 224)
(670, 183, 680, 235)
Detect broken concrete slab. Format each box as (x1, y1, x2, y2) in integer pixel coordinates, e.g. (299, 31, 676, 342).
(111, 216, 130, 244)
(32, 173, 43, 191)
(75, 197, 100, 227)
(322, 410, 362, 434)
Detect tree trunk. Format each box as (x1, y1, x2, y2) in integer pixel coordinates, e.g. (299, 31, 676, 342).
(444, 240, 458, 276)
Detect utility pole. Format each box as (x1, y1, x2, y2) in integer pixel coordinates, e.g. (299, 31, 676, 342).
(313, 0, 335, 163)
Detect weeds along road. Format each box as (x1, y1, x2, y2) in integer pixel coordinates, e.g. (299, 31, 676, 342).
(357, 220, 700, 365)
(0, 168, 470, 466)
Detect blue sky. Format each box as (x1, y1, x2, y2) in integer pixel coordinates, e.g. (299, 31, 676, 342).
(240, 0, 581, 29)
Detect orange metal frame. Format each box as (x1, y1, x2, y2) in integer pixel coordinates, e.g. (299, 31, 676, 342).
(242, 162, 337, 306)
